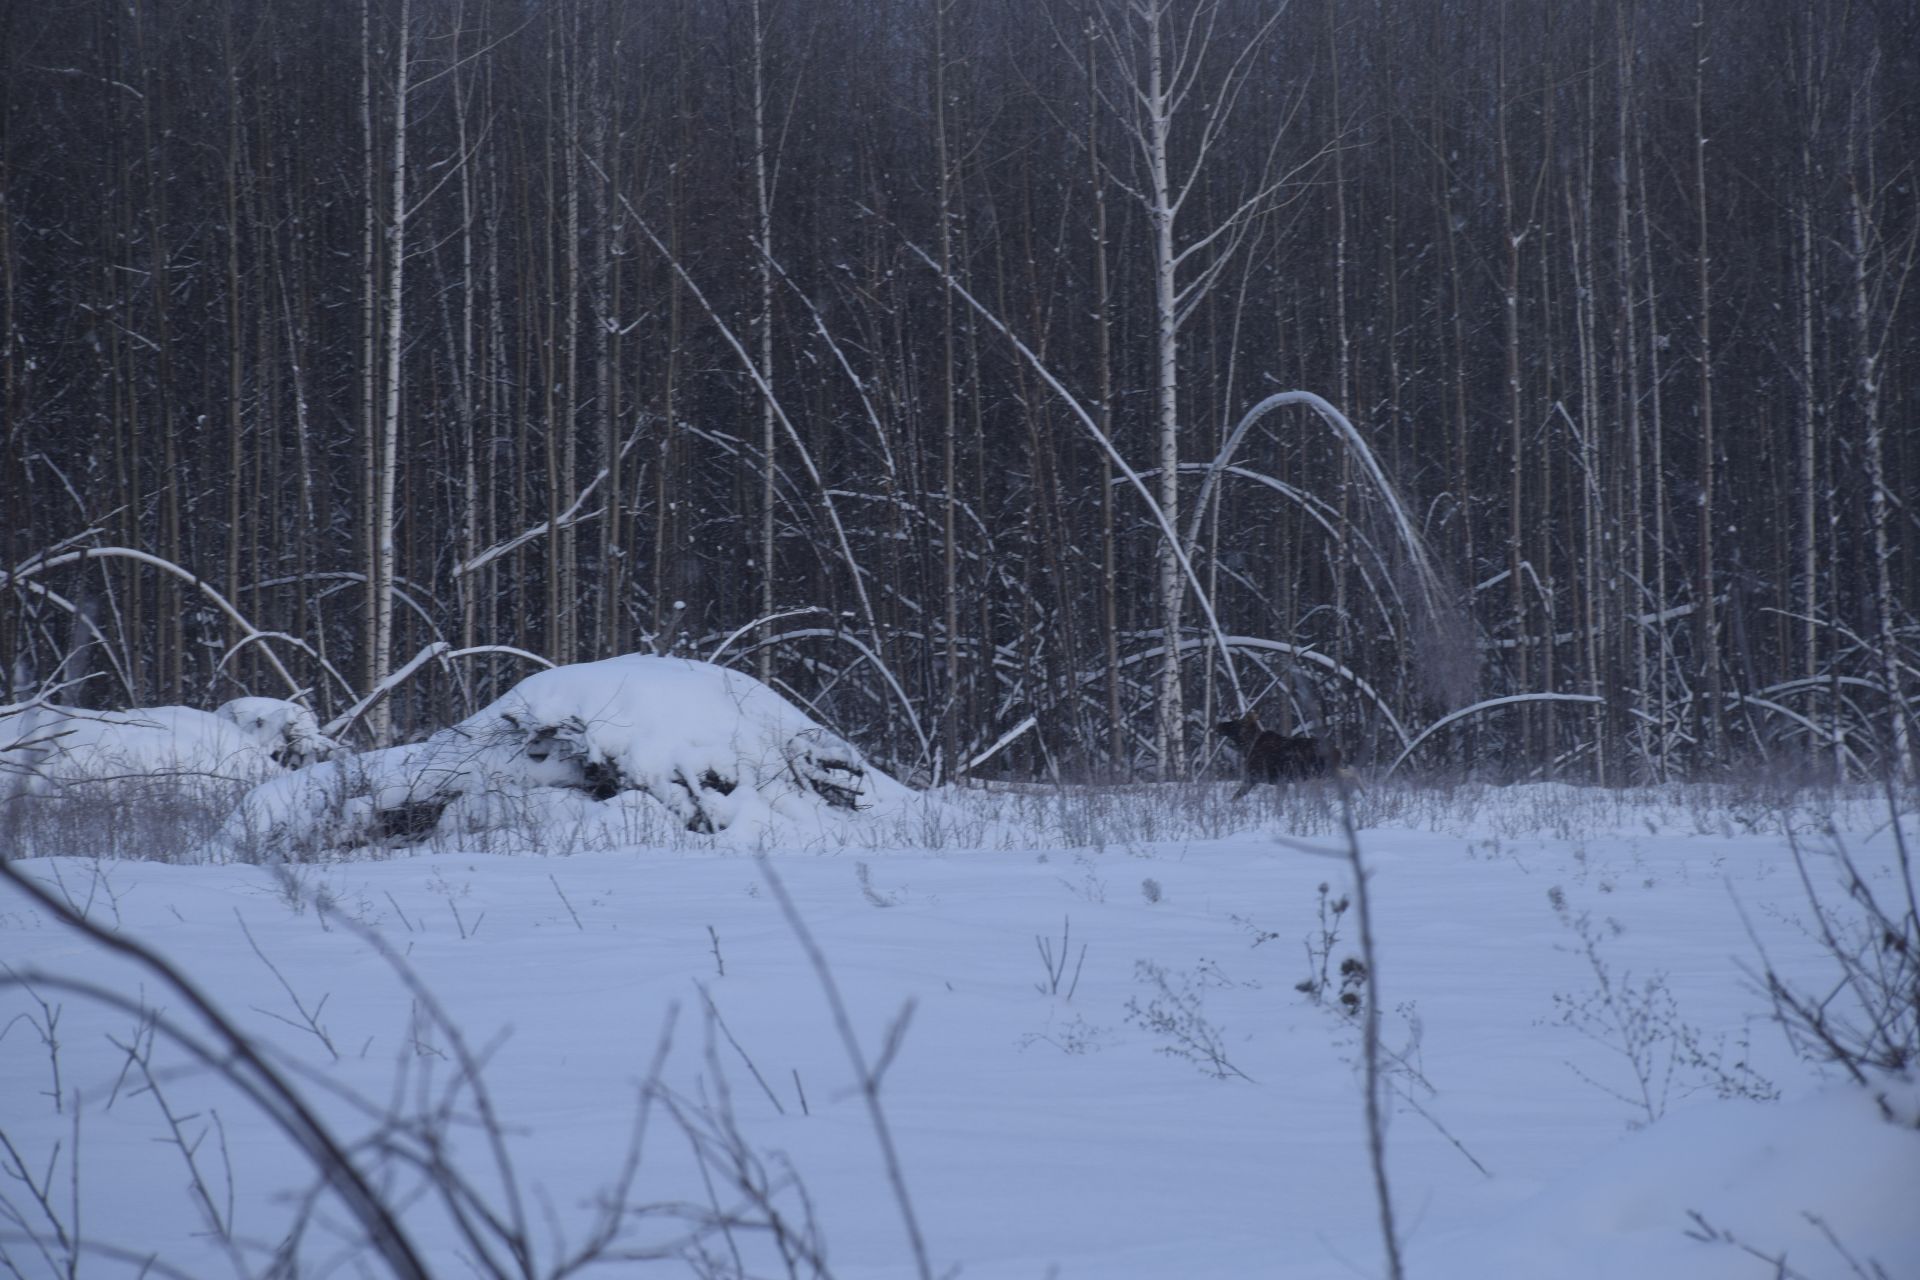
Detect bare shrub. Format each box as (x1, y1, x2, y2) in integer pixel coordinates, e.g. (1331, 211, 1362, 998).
(2, 779, 242, 864)
(1290, 882, 1353, 1007)
(1124, 959, 1253, 1082)
(1034, 917, 1087, 999)
(1755, 781, 1919, 1124)
(1548, 888, 1780, 1127)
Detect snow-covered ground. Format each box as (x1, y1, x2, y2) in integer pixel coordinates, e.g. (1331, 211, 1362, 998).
(3, 778, 1916, 1279)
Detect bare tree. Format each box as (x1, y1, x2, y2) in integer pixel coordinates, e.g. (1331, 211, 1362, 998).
(358, 0, 414, 745)
(1066, 0, 1297, 777)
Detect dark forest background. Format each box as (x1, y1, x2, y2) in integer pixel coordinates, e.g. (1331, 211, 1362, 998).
(2, 0, 1915, 784)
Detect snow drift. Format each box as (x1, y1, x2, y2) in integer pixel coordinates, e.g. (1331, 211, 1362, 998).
(220, 655, 921, 856)
(1, 702, 298, 799)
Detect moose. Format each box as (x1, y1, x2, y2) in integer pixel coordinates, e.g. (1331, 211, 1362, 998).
(1214, 710, 1341, 800)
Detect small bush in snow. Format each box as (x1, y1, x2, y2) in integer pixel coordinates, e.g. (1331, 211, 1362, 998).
(1761, 801, 1919, 1125)
(1549, 892, 1778, 1127)
(1034, 917, 1086, 999)
(1125, 959, 1253, 1082)
(1293, 882, 1353, 1007)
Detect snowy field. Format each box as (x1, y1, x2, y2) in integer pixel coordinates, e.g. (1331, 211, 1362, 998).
(4, 777, 1917, 1279)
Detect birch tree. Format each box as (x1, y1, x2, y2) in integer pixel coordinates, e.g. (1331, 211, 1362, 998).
(1070, 0, 1296, 777)
(364, 0, 412, 745)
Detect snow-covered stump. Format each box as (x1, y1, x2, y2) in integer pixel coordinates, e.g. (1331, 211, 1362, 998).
(219, 655, 922, 858)
(217, 698, 341, 770)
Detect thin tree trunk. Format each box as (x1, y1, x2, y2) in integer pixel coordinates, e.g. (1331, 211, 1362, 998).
(1692, 0, 1723, 760)
(1146, 0, 1186, 778)
(1616, 3, 1649, 775)
(1636, 124, 1672, 775)
(752, 0, 777, 686)
(370, 0, 411, 742)
(936, 0, 961, 779)
(1088, 16, 1124, 774)
(1327, 0, 1355, 720)
(1797, 179, 1819, 687)
(1848, 75, 1915, 779)
(360, 0, 382, 730)
(1497, 1, 1529, 751)
(223, 0, 247, 692)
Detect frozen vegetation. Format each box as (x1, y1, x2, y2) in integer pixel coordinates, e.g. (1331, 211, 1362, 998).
(2, 667, 1917, 1278)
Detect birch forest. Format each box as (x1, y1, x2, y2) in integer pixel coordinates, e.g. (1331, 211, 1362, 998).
(2, 0, 1915, 783)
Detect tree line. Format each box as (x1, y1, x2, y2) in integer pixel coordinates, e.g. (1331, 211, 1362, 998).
(2, 0, 1915, 782)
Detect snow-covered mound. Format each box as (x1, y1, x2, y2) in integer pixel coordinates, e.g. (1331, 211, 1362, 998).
(217, 697, 339, 768)
(220, 655, 922, 856)
(0, 703, 284, 798)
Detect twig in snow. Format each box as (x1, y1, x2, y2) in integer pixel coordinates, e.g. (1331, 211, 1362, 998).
(1, 968, 64, 1114)
(1390, 1082, 1493, 1179)
(1805, 1211, 1894, 1280)
(382, 891, 415, 933)
(549, 875, 584, 931)
(1336, 774, 1404, 1280)
(1683, 1210, 1820, 1279)
(112, 1035, 243, 1273)
(446, 899, 484, 940)
(234, 911, 338, 1062)
(0, 1123, 77, 1276)
(1034, 917, 1087, 999)
(758, 856, 934, 1280)
(695, 985, 785, 1117)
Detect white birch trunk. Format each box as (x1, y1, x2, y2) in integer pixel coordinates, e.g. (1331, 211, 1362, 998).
(1145, 1, 1185, 778)
(936, 0, 960, 779)
(369, 0, 410, 744)
(359, 0, 380, 731)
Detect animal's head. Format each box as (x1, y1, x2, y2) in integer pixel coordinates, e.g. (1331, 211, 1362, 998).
(1213, 709, 1263, 749)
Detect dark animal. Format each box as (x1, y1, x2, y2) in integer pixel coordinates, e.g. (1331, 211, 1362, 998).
(1214, 711, 1339, 800)
(370, 792, 456, 844)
